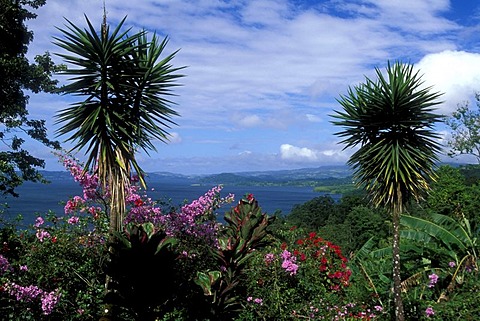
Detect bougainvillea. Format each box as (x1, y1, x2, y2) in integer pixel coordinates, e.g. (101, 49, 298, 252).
(291, 231, 351, 291)
(239, 228, 382, 320)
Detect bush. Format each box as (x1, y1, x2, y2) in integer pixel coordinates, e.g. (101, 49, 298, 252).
(238, 226, 385, 320)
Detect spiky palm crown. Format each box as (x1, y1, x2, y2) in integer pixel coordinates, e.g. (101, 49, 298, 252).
(332, 62, 443, 210)
(54, 16, 184, 183)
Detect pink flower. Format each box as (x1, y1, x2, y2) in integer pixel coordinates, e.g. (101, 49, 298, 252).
(425, 307, 435, 317)
(0, 255, 11, 275)
(448, 261, 456, 268)
(41, 290, 61, 315)
(280, 250, 299, 275)
(34, 217, 44, 228)
(36, 230, 51, 242)
(264, 253, 275, 265)
(428, 273, 438, 288)
(67, 216, 79, 225)
(254, 298, 263, 305)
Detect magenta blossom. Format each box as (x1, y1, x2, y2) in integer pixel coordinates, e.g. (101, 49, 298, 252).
(281, 250, 298, 276)
(428, 273, 438, 288)
(35, 230, 51, 243)
(34, 217, 44, 228)
(425, 307, 435, 317)
(67, 216, 80, 225)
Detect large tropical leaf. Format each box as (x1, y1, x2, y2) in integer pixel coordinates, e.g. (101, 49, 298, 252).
(401, 214, 475, 254)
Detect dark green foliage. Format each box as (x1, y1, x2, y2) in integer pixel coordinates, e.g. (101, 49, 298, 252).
(427, 165, 480, 232)
(285, 191, 388, 253)
(103, 223, 179, 321)
(288, 195, 337, 229)
(195, 194, 275, 320)
(0, 0, 63, 197)
(343, 205, 389, 253)
(0, 211, 108, 320)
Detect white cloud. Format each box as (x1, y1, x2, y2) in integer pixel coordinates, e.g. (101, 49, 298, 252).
(237, 114, 262, 127)
(167, 132, 182, 144)
(415, 50, 480, 114)
(20, 0, 480, 173)
(305, 114, 323, 123)
(280, 144, 318, 161)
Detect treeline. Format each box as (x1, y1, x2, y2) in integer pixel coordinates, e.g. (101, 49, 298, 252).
(275, 164, 480, 255)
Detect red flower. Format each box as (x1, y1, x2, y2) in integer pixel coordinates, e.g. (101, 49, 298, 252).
(51, 236, 58, 243)
(134, 199, 144, 207)
(300, 253, 307, 261)
(281, 242, 287, 250)
(309, 232, 316, 239)
(289, 225, 297, 231)
(296, 239, 304, 245)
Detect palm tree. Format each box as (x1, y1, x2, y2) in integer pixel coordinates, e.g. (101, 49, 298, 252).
(331, 61, 443, 320)
(54, 16, 184, 233)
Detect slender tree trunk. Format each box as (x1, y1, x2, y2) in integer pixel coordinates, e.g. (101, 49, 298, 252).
(392, 206, 405, 321)
(100, 152, 130, 321)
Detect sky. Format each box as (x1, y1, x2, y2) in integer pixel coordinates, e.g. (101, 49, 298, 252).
(20, 0, 480, 174)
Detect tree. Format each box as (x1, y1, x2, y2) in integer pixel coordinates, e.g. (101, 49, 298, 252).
(54, 16, 184, 233)
(287, 195, 337, 230)
(427, 165, 480, 232)
(445, 93, 480, 163)
(331, 61, 443, 321)
(54, 15, 184, 321)
(0, 0, 63, 197)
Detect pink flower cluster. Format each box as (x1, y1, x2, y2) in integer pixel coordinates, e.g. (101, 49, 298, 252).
(162, 186, 234, 246)
(428, 273, 438, 288)
(0, 254, 11, 275)
(3, 282, 61, 315)
(33, 217, 51, 242)
(59, 153, 99, 200)
(58, 153, 236, 248)
(57, 153, 106, 225)
(247, 296, 263, 305)
(281, 250, 299, 276)
(124, 184, 163, 225)
(425, 307, 435, 317)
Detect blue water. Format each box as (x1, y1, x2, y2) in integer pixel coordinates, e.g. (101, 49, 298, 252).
(1, 179, 336, 224)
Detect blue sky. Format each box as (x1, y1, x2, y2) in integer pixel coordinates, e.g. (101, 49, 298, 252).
(22, 0, 480, 174)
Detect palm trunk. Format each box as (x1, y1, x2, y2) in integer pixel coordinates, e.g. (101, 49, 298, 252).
(100, 151, 130, 321)
(392, 202, 405, 321)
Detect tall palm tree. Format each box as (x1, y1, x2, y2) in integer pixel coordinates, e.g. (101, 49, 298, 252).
(331, 62, 443, 321)
(54, 16, 184, 233)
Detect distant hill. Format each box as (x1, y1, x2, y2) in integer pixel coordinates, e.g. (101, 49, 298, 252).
(40, 165, 353, 187)
(196, 165, 353, 187)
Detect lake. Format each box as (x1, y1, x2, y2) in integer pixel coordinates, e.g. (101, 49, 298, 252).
(1, 178, 338, 224)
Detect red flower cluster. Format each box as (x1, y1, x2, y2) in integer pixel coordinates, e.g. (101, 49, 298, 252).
(292, 232, 351, 291)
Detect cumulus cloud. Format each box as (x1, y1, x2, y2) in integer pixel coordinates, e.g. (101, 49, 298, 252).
(21, 0, 480, 173)
(415, 50, 480, 114)
(237, 114, 262, 127)
(280, 144, 318, 161)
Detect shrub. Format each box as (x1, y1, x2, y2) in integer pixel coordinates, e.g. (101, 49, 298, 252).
(238, 226, 385, 320)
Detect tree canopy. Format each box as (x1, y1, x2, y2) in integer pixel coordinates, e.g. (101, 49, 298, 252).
(445, 93, 480, 164)
(0, 0, 63, 197)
